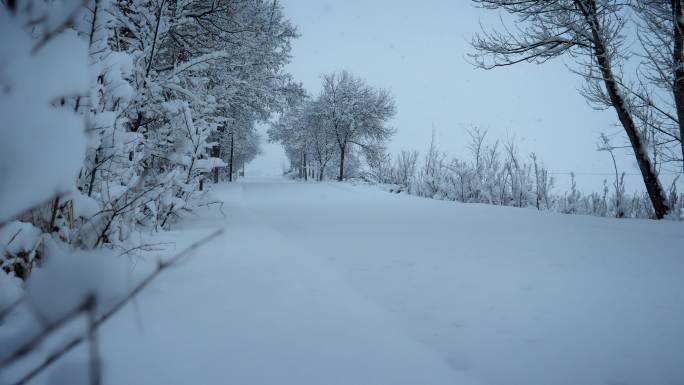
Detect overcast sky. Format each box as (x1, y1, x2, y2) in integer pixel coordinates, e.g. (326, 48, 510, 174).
(251, 0, 674, 191)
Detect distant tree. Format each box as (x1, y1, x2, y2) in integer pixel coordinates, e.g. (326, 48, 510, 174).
(268, 97, 313, 178)
(270, 72, 395, 181)
(319, 71, 396, 180)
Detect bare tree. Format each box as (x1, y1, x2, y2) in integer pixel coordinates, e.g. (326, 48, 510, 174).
(395, 150, 419, 187)
(470, 0, 671, 218)
(631, 1, 684, 170)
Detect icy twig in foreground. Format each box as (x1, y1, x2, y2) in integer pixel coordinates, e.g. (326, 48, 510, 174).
(2, 229, 224, 385)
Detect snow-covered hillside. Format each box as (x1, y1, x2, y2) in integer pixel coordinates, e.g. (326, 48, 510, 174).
(4, 177, 683, 385)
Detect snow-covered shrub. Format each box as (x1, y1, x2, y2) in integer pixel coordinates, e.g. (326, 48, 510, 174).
(373, 128, 683, 220)
(0, 1, 92, 277)
(1, 0, 299, 380)
(0, 3, 127, 380)
(1, 0, 302, 276)
(66, 0, 298, 241)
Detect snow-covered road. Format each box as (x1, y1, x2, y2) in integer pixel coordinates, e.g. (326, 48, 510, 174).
(43, 177, 684, 385)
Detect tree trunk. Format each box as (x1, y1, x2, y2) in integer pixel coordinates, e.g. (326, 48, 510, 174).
(338, 144, 346, 181)
(671, 0, 684, 173)
(212, 144, 220, 183)
(580, 0, 670, 218)
(303, 152, 308, 181)
(228, 131, 234, 182)
(299, 152, 303, 178)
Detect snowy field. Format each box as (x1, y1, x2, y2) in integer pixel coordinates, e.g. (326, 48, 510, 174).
(4, 177, 684, 385)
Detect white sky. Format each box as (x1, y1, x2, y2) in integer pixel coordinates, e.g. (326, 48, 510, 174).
(249, 0, 679, 191)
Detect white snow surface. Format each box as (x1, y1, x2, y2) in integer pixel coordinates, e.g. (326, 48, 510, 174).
(0, 10, 88, 223)
(5, 176, 684, 385)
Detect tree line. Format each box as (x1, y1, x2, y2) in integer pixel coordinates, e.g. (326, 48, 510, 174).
(2, 0, 299, 381)
(1, 0, 300, 279)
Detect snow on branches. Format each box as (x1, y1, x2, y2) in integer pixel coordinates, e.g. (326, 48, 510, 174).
(1, 0, 299, 380)
(270, 71, 396, 181)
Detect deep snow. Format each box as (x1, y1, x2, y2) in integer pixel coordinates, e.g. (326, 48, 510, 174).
(4, 176, 684, 385)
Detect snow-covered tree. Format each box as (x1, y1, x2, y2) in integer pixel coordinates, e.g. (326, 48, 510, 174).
(269, 95, 340, 181)
(319, 71, 396, 180)
(273, 72, 396, 181)
(1, 0, 301, 273)
(1, 0, 95, 277)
